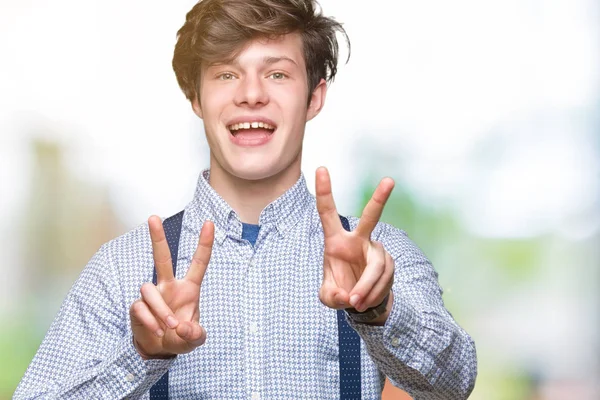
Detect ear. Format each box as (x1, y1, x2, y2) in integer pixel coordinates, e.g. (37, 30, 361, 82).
(306, 78, 327, 122)
(192, 95, 203, 119)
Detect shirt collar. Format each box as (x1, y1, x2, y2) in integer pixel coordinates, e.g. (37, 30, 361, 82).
(186, 169, 312, 245)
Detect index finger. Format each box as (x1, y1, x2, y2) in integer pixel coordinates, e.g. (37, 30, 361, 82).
(355, 177, 395, 238)
(185, 220, 215, 285)
(149, 215, 175, 283)
(315, 167, 342, 237)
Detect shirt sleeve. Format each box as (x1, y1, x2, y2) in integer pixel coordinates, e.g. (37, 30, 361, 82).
(345, 221, 477, 400)
(13, 244, 174, 400)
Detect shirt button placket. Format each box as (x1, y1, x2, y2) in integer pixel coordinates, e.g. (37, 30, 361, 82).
(245, 254, 263, 399)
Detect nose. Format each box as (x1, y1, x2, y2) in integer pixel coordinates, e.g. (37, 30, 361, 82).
(234, 74, 269, 108)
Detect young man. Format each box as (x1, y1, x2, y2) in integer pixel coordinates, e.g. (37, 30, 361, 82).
(15, 0, 477, 398)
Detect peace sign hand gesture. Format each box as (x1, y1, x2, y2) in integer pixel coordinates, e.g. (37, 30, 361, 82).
(129, 217, 214, 359)
(316, 167, 395, 322)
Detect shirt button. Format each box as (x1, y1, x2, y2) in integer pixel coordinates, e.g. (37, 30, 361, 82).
(391, 337, 400, 347)
(125, 373, 135, 382)
(249, 322, 258, 333)
(251, 392, 261, 400)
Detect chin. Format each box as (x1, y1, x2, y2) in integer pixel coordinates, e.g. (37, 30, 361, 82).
(226, 160, 294, 182)
(226, 165, 279, 182)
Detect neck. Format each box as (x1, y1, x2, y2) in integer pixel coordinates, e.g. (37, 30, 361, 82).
(208, 154, 302, 224)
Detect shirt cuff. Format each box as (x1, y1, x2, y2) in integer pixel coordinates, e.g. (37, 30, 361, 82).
(96, 335, 175, 397)
(345, 291, 434, 376)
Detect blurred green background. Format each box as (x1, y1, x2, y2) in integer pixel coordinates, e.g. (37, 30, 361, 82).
(1, 0, 598, 399)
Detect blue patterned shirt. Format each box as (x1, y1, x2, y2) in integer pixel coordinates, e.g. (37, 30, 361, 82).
(15, 169, 477, 399)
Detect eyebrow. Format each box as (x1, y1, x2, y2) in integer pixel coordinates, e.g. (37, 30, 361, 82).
(207, 56, 298, 71)
(262, 56, 298, 66)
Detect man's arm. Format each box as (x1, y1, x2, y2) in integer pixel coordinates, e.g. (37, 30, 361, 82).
(347, 221, 477, 399)
(315, 167, 476, 399)
(14, 244, 173, 400)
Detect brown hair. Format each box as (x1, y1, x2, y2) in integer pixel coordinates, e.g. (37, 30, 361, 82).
(172, 0, 349, 103)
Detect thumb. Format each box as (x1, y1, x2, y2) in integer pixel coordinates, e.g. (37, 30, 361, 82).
(319, 281, 349, 309)
(176, 321, 207, 347)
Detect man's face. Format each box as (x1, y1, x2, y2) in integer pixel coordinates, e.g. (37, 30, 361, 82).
(192, 33, 326, 182)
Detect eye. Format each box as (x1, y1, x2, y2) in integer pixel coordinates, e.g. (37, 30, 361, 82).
(269, 72, 287, 80)
(218, 72, 235, 81)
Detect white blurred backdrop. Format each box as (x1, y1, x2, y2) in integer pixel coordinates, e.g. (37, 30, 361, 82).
(1, 0, 598, 398)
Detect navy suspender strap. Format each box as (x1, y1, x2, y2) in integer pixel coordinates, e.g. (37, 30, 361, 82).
(149, 211, 184, 400)
(338, 215, 362, 399)
(149, 212, 361, 399)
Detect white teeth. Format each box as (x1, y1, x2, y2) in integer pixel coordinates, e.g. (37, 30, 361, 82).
(228, 122, 275, 131)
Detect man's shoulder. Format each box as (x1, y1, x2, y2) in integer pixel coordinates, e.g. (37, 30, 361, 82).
(344, 216, 429, 264)
(100, 219, 152, 260)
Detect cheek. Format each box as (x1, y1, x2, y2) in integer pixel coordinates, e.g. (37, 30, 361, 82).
(200, 86, 231, 117)
(282, 95, 309, 124)
(202, 107, 227, 138)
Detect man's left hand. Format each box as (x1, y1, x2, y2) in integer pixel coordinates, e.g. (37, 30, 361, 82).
(316, 167, 395, 323)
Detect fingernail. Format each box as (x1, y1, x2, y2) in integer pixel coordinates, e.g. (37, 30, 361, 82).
(166, 316, 178, 328)
(155, 329, 164, 337)
(350, 295, 360, 308)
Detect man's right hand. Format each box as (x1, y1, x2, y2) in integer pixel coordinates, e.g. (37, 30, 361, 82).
(129, 216, 214, 359)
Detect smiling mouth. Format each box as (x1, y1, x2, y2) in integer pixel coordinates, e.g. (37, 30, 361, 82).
(227, 121, 276, 136)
